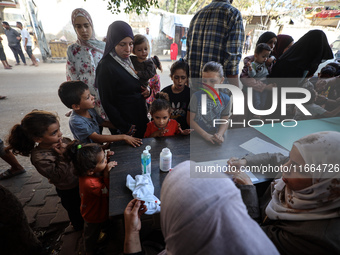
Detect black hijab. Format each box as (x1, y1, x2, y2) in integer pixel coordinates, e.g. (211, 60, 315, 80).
(256, 31, 277, 46)
(270, 30, 333, 78)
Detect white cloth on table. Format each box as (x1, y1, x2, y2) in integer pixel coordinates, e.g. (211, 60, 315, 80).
(126, 173, 161, 215)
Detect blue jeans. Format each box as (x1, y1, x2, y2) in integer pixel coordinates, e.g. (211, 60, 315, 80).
(9, 44, 26, 64)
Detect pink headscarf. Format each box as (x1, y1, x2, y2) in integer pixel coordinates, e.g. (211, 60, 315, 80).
(71, 8, 104, 54)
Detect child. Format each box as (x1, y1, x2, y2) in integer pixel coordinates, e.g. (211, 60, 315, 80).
(58, 81, 143, 147)
(161, 59, 191, 129)
(315, 66, 338, 99)
(188, 61, 231, 145)
(130, 34, 162, 106)
(7, 110, 84, 230)
(294, 87, 340, 120)
(144, 92, 192, 138)
(247, 43, 275, 110)
(64, 141, 117, 255)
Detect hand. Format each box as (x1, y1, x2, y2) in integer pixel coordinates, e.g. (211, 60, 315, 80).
(106, 161, 117, 172)
(266, 56, 275, 66)
(227, 157, 247, 168)
(231, 171, 253, 185)
(179, 127, 193, 135)
(16, 36, 21, 41)
(150, 128, 169, 137)
(265, 83, 276, 90)
(203, 133, 216, 144)
(212, 133, 224, 144)
(253, 83, 266, 92)
(126, 125, 136, 136)
(24, 46, 27, 51)
(124, 199, 147, 235)
(53, 140, 67, 155)
(246, 62, 252, 71)
(102, 142, 111, 150)
(124, 135, 143, 147)
(141, 86, 150, 98)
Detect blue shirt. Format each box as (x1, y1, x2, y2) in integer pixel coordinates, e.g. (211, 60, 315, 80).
(69, 109, 104, 143)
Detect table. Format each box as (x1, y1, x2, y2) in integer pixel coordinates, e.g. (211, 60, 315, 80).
(109, 127, 288, 216)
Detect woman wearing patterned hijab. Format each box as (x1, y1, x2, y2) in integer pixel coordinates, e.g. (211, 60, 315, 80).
(123, 161, 279, 255)
(96, 21, 149, 138)
(66, 8, 107, 120)
(229, 131, 340, 255)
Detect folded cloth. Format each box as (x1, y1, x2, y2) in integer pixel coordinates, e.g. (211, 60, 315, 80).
(126, 173, 161, 215)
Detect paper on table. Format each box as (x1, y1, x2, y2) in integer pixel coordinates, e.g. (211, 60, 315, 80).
(196, 159, 259, 182)
(240, 137, 289, 157)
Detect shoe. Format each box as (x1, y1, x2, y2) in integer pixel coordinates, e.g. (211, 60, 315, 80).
(15, 63, 20, 66)
(0, 96, 6, 99)
(5, 67, 12, 69)
(24, 63, 27, 66)
(0, 169, 26, 180)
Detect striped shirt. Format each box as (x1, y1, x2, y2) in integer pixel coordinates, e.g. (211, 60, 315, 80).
(186, 0, 244, 78)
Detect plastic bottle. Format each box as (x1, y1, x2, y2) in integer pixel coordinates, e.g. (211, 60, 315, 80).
(160, 147, 172, 172)
(141, 145, 151, 174)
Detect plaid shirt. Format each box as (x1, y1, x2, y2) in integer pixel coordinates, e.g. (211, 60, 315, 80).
(186, 0, 244, 78)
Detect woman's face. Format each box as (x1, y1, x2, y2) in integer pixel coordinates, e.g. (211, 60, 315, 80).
(266, 37, 277, 51)
(74, 16, 93, 41)
(115, 37, 133, 59)
(281, 145, 313, 191)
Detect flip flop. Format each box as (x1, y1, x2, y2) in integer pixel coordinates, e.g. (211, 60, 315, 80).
(0, 96, 6, 100)
(0, 169, 26, 180)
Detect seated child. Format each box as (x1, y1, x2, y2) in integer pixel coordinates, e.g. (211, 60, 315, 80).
(294, 87, 340, 120)
(187, 61, 231, 145)
(58, 81, 142, 147)
(161, 59, 191, 129)
(144, 92, 192, 138)
(130, 34, 162, 107)
(247, 43, 275, 110)
(7, 110, 84, 230)
(315, 66, 338, 99)
(64, 141, 117, 255)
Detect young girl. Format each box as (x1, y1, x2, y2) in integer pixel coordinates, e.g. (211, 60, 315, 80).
(144, 92, 192, 138)
(187, 61, 231, 145)
(64, 141, 117, 255)
(161, 59, 191, 129)
(7, 110, 84, 230)
(130, 34, 162, 106)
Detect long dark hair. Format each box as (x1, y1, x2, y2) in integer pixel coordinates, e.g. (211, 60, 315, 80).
(8, 110, 59, 156)
(64, 140, 103, 177)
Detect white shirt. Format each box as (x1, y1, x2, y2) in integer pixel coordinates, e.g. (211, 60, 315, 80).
(144, 33, 152, 48)
(21, 28, 32, 47)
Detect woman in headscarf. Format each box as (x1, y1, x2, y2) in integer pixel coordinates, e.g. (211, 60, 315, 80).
(66, 8, 107, 120)
(269, 30, 333, 79)
(96, 21, 149, 138)
(123, 161, 279, 255)
(228, 131, 340, 255)
(271, 34, 294, 60)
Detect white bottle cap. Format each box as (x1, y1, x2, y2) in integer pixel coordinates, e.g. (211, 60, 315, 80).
(162, 148, 170, 154)
(143, 150, 149, 155)
(145, 145, 151, 151)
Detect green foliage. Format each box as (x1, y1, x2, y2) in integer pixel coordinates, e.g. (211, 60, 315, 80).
(84, 0, 159, 15)
(158, 0, 208, 14)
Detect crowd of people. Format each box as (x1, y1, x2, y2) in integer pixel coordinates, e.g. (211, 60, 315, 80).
(1, 1, 340, 254)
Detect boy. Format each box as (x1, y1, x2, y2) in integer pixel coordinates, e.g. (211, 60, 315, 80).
(247, 43, 275, 110)
(58, 81, 142, 147)
(294, 87, 340, 120)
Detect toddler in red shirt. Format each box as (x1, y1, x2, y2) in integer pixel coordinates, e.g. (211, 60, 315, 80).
(144, 92, 193, 138)
(65, 141, 117, 255)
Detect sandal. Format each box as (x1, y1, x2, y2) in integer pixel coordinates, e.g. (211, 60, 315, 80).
(0, 169, 26, 180)
(0, 96, 6, 100)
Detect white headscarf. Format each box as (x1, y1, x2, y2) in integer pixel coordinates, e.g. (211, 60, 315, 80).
(266, 131, 340, 221)
(159, 161, 279, 255)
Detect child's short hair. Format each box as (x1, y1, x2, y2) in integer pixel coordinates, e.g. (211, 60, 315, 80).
(8, 110, 59, 156)
(255, 43, 272, 55)
(320, 65, 336, 78)
(326, 62, 340, 72)
(202, 61, 224, 78)
(64, 140, 103, 177)
(306, 87, 317, 104)
(170, 59, 189, 78)
(58, 81, 89, 109)
(150, 92, 171, 115)
(133, 34, 149, 53)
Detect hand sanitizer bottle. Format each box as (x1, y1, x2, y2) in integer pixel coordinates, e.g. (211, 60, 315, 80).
(160, 147, 172, 172)
(141, 145, 151, 174)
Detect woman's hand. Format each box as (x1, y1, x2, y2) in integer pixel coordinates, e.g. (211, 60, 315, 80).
(124, 135, 143, 147)
(141, 86, 150, 98)
(212, 133, 224, 144)
(231, 171, 253, 185)
(228, 157, 247, 168)
(203, 133, 216, 144)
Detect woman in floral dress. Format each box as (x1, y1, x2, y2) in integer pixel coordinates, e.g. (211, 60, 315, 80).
(66, 8, 107, 120)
